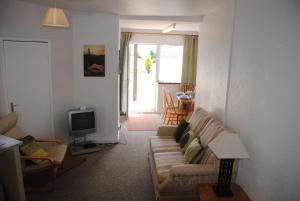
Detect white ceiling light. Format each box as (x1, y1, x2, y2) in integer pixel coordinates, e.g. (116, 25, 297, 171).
(162, 23, 176, 34)
(42, 1, 70, 28)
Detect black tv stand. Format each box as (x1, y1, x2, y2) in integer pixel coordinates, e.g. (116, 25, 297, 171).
(83, 142, 97, 148)
(69, 135, 101, 155)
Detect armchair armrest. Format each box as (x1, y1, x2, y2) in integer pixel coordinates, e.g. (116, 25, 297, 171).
(170, 164, 218, 177)
(157, 126, 177, 136)
(21, 155, 54, 163)
(35, 139, 64, 145)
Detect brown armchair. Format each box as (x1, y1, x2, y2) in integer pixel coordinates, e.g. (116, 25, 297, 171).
(0, 112, 67, 191)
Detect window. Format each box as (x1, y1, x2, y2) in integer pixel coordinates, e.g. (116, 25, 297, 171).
(158, 45, 183, 83)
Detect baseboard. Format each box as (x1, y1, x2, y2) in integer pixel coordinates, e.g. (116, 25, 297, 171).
(92, 138, 119, 144)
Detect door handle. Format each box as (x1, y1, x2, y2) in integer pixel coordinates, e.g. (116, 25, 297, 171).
(10, 102, 19, 112)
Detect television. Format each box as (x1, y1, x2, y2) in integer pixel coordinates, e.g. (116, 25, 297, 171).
(68, 108, 96, 136)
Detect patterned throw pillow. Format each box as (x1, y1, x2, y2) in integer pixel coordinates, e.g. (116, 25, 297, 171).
(19, 135, 49, 164)
(173, 119, 190, 142)
(179, 130, 196, 153)
(190, 146, 206, 164)
(184, 137, 203, 163)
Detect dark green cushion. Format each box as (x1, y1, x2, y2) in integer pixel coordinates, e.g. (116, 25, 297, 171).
(20, 135, 35, 146)
(173, 119, 190, 142)
(190, 147, 206, 164)
(179, 130, 190, 148)
(179, 130, 196, 153)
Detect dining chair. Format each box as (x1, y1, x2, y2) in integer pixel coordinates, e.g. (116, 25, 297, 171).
(164, 92, 186, 125)
(162, 88, 170, 123)
(179, 83, 195, 92)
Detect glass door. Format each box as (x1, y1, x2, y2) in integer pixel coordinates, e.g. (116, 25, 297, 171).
(128, 44, 157, 113)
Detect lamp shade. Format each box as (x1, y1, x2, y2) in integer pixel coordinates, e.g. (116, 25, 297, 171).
(208, 130, 249, 159)
(42, 8, 70, 28)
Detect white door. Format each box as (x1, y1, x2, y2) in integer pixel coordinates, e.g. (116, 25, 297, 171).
(2, 40, 53, 138)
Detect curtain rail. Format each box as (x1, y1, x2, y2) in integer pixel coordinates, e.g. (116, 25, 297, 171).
(121, 32, 198, 37)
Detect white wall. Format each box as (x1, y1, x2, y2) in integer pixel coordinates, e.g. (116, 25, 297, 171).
(0, 0, 74, 141)
(72, 13, 119, 143)
(130, 33, 184, 45)
(227, 0, 300, 200)
(195, 0, 235, 123)
(0, 0, 120, 143)
(196, 0, 300, 200)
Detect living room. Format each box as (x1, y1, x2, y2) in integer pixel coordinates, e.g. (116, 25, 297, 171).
(0, 0, 299, 201)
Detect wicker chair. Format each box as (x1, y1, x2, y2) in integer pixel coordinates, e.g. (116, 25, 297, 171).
(0, 112, 67, 191)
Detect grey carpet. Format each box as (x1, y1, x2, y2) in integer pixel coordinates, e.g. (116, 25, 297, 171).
(26, 119, 160, 201)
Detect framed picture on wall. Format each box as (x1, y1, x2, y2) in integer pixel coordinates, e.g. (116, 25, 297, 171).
(83, 44, 105, 77)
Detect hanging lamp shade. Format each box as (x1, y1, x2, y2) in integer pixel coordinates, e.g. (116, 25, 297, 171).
(42, 7, 70, 28)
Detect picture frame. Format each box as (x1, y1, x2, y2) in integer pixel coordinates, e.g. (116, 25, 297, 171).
(83, 44, 105, 77)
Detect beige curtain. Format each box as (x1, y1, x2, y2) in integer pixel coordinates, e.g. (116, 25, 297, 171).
(119, 32, 132, 115)
(181, 35, 198, 85)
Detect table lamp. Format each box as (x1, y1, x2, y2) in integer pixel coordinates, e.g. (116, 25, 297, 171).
(208, 130, 249, 197)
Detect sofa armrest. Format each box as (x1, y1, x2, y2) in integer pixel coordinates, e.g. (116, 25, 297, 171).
(157, 163, 239, 196)
(157, 126, 177, 136)
(170, 164, 218, 177)
(158, 164, 219, 196)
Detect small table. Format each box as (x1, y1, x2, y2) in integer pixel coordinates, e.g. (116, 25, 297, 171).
(176, 96, 194, 115)
(198, 183, 251, 201)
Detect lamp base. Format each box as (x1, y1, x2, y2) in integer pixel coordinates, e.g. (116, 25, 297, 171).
(213, 185, 233, 197)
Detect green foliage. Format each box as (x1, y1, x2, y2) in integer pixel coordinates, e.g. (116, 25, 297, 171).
(150, 50, 156, 59)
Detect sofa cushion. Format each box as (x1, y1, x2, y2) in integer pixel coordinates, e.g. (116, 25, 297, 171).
(184, 137, 203, 163)
(150, 136, 181, 153)
(153, 152, 185, 183)
(192, 115, 211, 137)
(0, 112, 18, 134)
(173, 119, 189, 142)
(188, 108, 210, 131)
(199, 118, 225, 147)
(200, 148, 218, 165)
(190, 148, 206, 164)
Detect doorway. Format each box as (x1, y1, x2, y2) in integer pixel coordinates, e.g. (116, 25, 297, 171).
(128, 44, 157, 114)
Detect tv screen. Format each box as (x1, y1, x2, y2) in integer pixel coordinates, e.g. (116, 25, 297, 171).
(71, 112, 95, 131)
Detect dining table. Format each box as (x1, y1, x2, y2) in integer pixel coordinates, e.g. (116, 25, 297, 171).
(176, 92, 195, 115)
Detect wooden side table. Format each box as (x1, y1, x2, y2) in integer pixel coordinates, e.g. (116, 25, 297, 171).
(198, 183, 251, 201)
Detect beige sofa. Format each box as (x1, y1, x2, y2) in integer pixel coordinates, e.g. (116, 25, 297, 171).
(149, 107, 237, 201)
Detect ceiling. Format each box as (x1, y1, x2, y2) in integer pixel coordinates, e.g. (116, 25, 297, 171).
(22, 0, 220, 32)
(120, 19, 200, 34)
(22, 0, 220, 16)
